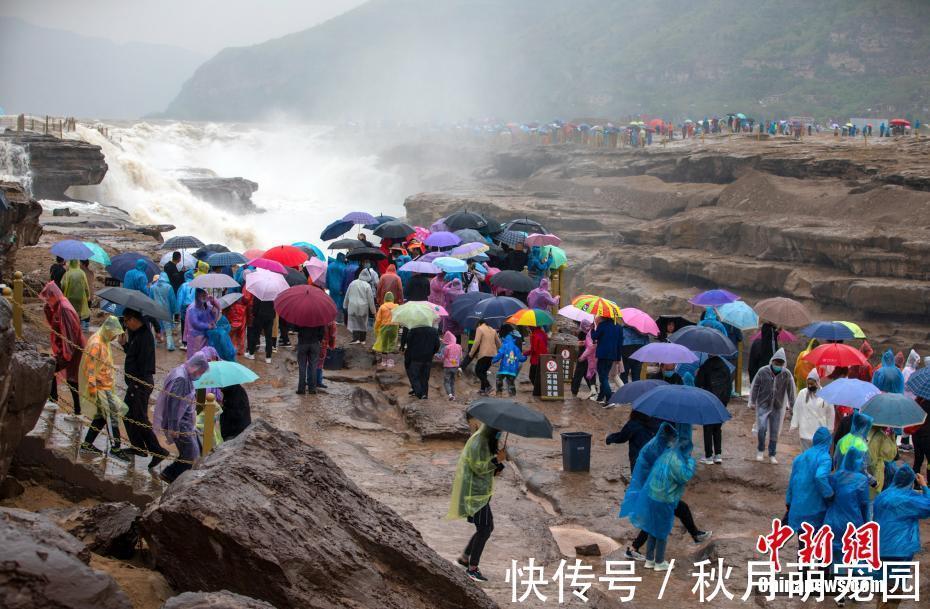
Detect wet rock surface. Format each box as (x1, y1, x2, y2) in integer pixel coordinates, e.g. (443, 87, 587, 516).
(401, 398, 471, 440)
(162, 590, 278, 609)
(42, 501, 140, 559)
(140, 419, 498, 609)
(0, 132, 107, 200)
(179, 169, 260, 214)
(0, 506, 132, 609)
(0, 182, 43, 278)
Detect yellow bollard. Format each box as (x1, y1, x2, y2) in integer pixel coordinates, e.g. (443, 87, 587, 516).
(12, 271, 24, 339)
(735, 340, 744, 395)
(202, 392, 217, 455)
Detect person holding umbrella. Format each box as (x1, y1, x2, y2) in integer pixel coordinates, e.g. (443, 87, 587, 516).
(696, 354, 733, 463)
(572, 319, 598, 400)
(526, 323, 549, 397)
(749, 348, 796, 463)
(186, 289, 221, 360)
(405, 322, 440, 399)
(447, 423, 505, 583)
(592, 314, 624, 404)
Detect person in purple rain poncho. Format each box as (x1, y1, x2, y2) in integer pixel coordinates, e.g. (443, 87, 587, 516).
(184, 288, 220, 359)
(153, 353, 210, 482)
(527, 277, 560, 311)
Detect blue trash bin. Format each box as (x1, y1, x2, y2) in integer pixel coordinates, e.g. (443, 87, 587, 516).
(561, 431, 592, 472)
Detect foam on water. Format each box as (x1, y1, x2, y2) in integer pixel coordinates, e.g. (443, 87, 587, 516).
(65, 121, 407, 251)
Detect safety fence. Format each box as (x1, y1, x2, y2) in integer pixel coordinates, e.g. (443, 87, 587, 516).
(0, 114, 112, 139)
(2, 271, 220, 468)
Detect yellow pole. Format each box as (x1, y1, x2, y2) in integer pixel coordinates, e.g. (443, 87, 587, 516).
(12, 271, 24, 339)
(735, 340, 744, 395)
(203, 392, 217, 455)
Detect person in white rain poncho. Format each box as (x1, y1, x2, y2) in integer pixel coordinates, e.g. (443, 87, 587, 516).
(344, 270, 376, 344)
(790, 369, 834, 451)
(749, 348, 796, 464)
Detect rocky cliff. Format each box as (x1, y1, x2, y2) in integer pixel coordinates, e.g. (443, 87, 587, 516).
(0, 181, 43, 280)
(178, 170, 260, 213)
(0, 132, 107, 200)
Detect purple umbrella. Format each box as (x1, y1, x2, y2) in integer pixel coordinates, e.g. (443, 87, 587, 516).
(51, 239, 94, 260)
(190, 273, 240, 289)
(688, 289, 740, 306)
(418, 251, 444, 262)
(450, 241, 489, 259)
(630, 342, 698, 364)
(424, 231, 461, 248)
(399, 260, 441, 274)
(342, 211, 377, 225)
(247, 258, 287, 275)
(429, 218, 449, 232)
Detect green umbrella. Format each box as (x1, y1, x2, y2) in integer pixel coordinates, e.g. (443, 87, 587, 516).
(391, 301, 441, 328)
(542, 245, 567, 268)
(193, 361, 259, 389)
(82, 241, 111, 266)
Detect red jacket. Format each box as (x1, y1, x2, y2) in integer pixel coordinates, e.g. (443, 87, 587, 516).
(528, 328, 549, 365)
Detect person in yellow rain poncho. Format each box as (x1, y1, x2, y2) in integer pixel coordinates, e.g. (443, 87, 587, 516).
(372, 291, 399, 359)
(61, 259, 91, 325)
(194, 259, 210, 277)
(794, 339, 819, 392)
(79, 316, 130, 460)
(868, 425, 900, 500)
(448, 423, 505, 583)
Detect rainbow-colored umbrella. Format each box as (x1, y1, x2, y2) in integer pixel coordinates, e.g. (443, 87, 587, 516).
(571, 295, 623, 319)
(506, 308, 554, 327)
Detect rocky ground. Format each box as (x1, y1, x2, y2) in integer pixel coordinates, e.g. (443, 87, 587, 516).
(4, 131, 930, 608)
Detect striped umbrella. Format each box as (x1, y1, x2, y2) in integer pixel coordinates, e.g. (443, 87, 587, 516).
(161, 235, 204, 250)
(506, 308, 555, 327)
(207, 251, 248, 267)
(905, 367, 930, 400)
(571, 295, 623, 319)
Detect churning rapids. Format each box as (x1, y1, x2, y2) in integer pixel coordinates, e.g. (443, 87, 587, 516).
(55, 120, 410, 249)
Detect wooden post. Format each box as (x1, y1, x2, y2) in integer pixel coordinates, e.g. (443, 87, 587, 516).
(735, 340, 744, 395)
(45, 115, 49, 134)
(12, 271, 24, 339)
(16, 114, 24, 131)
(59, 119, 63, 138)
(202, 393, 217, 455)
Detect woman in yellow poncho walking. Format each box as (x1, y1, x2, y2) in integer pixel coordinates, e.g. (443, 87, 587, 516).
(61, 259, 91, 326)
(79, 316, 130, 460)
(372, 291, 399, 363)
(447, 423, 504, 583)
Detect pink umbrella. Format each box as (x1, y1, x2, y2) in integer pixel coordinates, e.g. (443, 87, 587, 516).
(432, 303, 449, 316)
(247, 258, 287, 275)
(620, 307, 660, 336)
(245, 269, 289, 301)
(414, 226, 431, 241)
(243, 248, 265, 260)
(558, 304, 594, 323)
(749, 329, 798, 343)
(303, 257, 328, 284)
(525, 233, 562, 247)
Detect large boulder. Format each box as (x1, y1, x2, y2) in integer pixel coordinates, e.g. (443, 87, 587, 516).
(0, 296, 55, 482)
(0, 133, 107, 200)
(140, 419, 498, 609)
(42, 502, 141, 559)
(0, 181, 43, 278)
(0, 507, 132, 609)
(162, 590, 277, 609)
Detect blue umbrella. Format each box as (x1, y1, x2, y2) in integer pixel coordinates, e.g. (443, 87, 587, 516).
(51, 239, 94, 260)
(207, 251, 248, 267)
(321, 219, 354, 241)
(194, 244, 230, 261)
(107, 252, 158, 282)
(291, 242, 325, 260)
(608, 380, 668, 405)
(717, 301, 759, 330)
(464, 296, 526, 329)
(801, 321, 855, 341)
(434, 256, 467, 273)
(630, 343, 698, 364)
(450, 292, 493, 324)
(860, 393, 926, 427)
(819, 378, 881, 409)
(668, 325, 737, 356)
(363, 214, 396, 230)
(82, 242, 111, 266)
(193, 361, 259, 389)
(633, 385, 732, 425)
(905, 367, 930, 400)
(688, 289, 740, 306)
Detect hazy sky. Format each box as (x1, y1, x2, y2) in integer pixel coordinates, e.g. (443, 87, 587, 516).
(0, 0, 367, 54)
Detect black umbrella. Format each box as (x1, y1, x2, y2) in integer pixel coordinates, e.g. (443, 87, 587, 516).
(482, 215, 504, 236)
(161, 235, 204, 250)
(364, 214, 396, 230)
(669, 325, 737, 356)
(346, 247, 386, 261)
(373, 220, 415, 240)
(464, 296, 525, 329)
(505, 218, 548, 235)
(450, 292, 493, 325)
(329, 238, 366, 250)
(444, 211, 488, 231)
(321, 219, 354, 241)
(656, 315, 695, 340)
(466, 398, 553, 438)
(490, 270, 535, 292)
(97, 287, 171, 320)
(194, 244, 230, 261)
(284, 268, 308, 287)
(107, 252, 159, 282)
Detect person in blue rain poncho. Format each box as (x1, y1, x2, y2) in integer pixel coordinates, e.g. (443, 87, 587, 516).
(785, 427, 834, 530)
(150, 274, 179, 351)
(871, 349, 905, 394)
(698, 308, 727, 335)
(629, 426, 697, 570)
(206, 314, 237, 362)
(394, 252, 413, 289)
(620, 423, 678, 518)
(526, 246, 552, 286)
(176, 268, 197, 347)
(491, 331, 526, 397)
(326, 253, 348, 313)
(873, 464, 930, 562)
(824, 448, 871, 561)
(123, 258, 151, 295)
(834, 411, 873, 469)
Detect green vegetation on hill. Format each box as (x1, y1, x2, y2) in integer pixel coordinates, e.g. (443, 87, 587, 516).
(165, 0, 930, 122)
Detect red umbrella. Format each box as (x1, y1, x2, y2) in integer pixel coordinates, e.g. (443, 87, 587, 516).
(648, 118, 665, 129)
(803, 343, 868, 368)
(274, 284, 337, 327)
(889, 118, 911, 127)
(262, 245, 308, 267)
